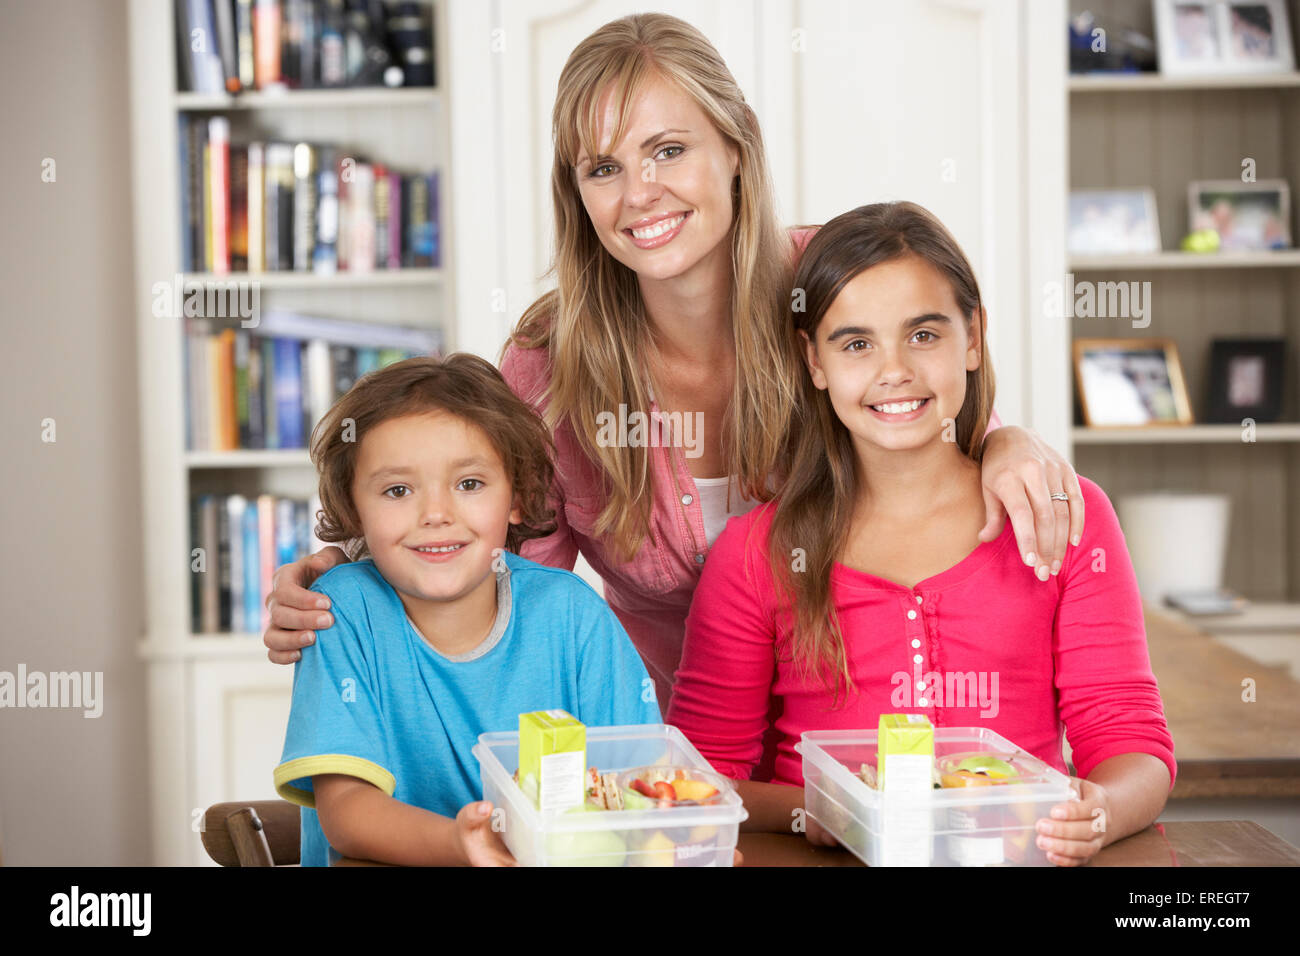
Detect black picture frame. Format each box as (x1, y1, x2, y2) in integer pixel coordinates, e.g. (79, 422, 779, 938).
(1206, 338, 1286, 423)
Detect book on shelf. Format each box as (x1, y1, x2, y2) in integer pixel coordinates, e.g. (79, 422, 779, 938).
(183, 309, 443, 452)
(177, 0, 435, 94)
(191, 491, 326, 633)
(176, 0, 225, 94)
(204, 116, 231, 273)
(177, 117, 441, 273)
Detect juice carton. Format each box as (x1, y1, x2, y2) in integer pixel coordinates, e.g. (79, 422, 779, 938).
(877, 713, 934, 792)
(518, 710, 586, 811)
(877, 713, 934, 865)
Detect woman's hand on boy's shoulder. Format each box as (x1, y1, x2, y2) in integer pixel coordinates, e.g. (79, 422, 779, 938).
(263, 546, 350, 664)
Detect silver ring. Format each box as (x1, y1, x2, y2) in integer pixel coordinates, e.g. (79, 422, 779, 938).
(1049, 492, 1069, 502)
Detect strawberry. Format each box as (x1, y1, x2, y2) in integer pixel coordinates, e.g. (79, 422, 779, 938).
(652, 780, 677, 801)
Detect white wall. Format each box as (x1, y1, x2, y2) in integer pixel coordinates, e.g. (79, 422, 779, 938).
(0, 0, 151, 865)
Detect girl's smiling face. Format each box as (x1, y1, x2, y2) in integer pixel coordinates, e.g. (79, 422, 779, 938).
(351, 411, 521, 612)
(802, 254, 982, 454)
(574, 75, 739, 283)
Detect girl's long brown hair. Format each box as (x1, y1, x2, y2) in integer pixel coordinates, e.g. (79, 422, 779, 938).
(770, 202, 996, 702)
(504, 12, 802, 561)
(311, 354, 557, 560)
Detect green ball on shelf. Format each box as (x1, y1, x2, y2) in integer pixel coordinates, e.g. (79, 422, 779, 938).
(1180, 229, 1221, 253)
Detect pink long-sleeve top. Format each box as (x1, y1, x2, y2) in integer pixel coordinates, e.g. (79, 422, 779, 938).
(665, 476, 1177, 790)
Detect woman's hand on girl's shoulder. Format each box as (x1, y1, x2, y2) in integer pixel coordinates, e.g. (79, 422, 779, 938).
(978, 426, 1085, 582)
(263, 546, 349, 663)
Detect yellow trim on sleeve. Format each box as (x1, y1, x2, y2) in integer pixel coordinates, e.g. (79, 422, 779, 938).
(273, 755, 397, 809)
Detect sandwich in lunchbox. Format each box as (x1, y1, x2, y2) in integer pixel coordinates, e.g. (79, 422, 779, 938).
(586, 767, 624, 810)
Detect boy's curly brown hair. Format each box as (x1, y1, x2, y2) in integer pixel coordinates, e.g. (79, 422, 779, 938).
(310, 353, 558, 560)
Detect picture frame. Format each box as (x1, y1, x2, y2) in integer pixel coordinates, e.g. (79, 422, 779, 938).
(1074, 338, 1195, 427)
(1206, 338, 1286, 422)
(1154, 0, 1296, 76)
(1068, 188, 1163, 255)
(1188, 179, 1292, 251)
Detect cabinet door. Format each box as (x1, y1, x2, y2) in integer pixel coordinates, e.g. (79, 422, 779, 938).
(191, 659, 294, 866)
(791, 0, 1066, 437)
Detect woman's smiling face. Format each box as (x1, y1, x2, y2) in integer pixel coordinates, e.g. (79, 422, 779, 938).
(802, 254, 982, 454)
(573, 75, 739, 283)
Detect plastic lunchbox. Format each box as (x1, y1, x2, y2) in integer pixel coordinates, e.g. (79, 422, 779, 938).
(473, 723, 748, 866)
(797, 727, 1075, 867)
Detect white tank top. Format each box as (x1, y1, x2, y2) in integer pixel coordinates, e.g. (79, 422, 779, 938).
(693, 474, 762, 547)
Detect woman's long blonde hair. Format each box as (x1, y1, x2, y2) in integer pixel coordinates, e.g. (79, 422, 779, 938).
(504, 12, 803, 561)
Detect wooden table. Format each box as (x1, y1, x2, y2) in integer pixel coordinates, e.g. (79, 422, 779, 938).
(736, 820, 1300, 866)
(336, 820, 1299, 866)
(1143, 606, 1300, 798)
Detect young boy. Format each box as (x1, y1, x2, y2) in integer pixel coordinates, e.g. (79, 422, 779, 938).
(274, 354, 661, 866)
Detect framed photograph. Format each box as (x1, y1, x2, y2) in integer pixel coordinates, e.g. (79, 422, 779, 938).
(1068, 188, 1162, 255)
(1074, 338, 1195, 427)
(1154, 0, 1296, 75)
(1206, 338, 1286, 422)
(1188, 179, 1292, 251)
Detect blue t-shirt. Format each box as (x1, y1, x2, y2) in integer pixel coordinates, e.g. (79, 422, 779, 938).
(274, 550, 662, 866)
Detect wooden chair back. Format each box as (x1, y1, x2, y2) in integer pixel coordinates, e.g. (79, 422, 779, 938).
(201, 799, 300, 866)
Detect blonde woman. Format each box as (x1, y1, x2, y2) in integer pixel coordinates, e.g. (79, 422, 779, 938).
(262, 14, 1084, 718)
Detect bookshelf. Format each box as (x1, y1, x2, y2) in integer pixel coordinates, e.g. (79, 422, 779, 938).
(128, 0, 460, 864)
(1067, 1, 1300, 604)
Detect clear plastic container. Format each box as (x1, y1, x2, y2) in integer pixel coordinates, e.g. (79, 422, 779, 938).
(473, 723, 748, 867)
(797, 727, 1075, 867)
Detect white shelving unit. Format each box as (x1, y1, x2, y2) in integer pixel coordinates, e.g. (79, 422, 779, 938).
(184, 450, 314, 469)
(1073, 424, 1300, 444)
(127, 0, 460, 865)
(1070, 250, 1300, 270)
(175, 88, 442, 110)
(1069, 72, 1300, 92)
(180, 268, 443, 289)
(1067, 0, 1300, 604)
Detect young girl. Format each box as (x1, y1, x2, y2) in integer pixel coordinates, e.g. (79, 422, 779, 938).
(274, 354, 660, 866)
(666, 202, 1176, 866)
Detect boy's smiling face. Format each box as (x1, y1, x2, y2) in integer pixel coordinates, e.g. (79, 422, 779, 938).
(351, 410, 521, 616)
(802, 254, 981, 455)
